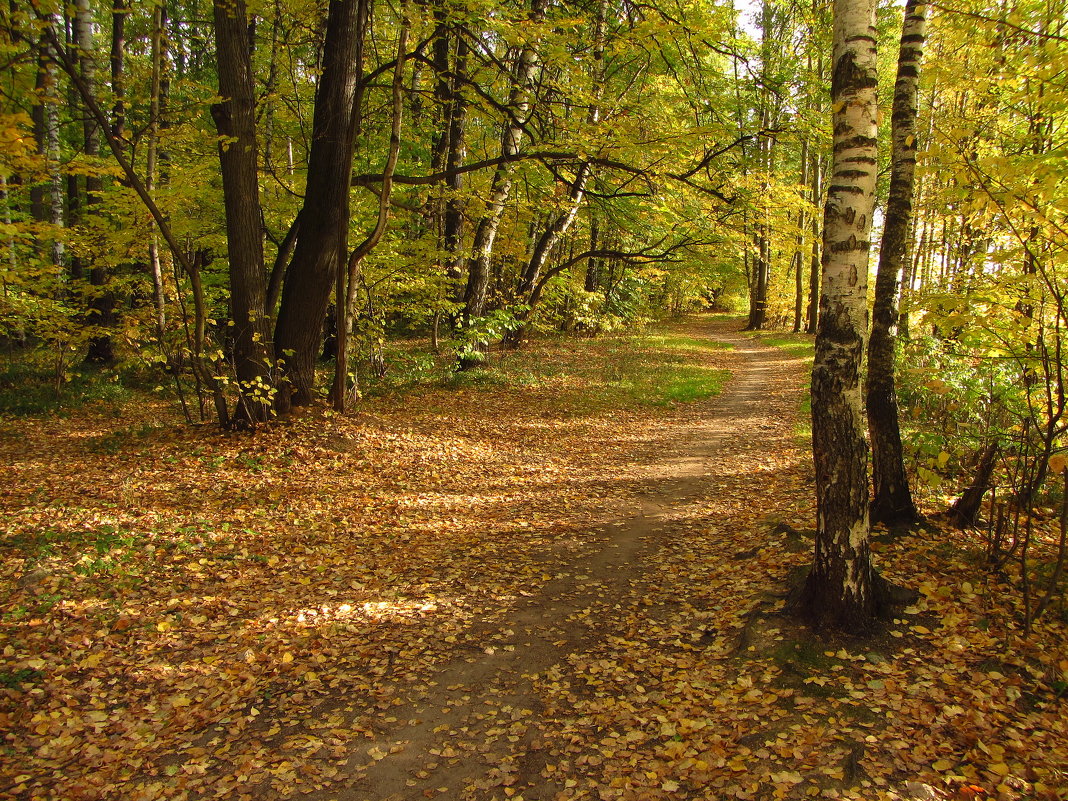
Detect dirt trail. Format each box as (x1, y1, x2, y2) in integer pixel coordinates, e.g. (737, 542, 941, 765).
(336, 321, 809, 801)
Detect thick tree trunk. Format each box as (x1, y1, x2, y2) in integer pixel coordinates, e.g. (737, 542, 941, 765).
(867, 0, 927, 526)
(274, 0, 366, 409)
(211, 0, 275, 424)
(796, 0, 886, 633)
(333, 16, 408, 411)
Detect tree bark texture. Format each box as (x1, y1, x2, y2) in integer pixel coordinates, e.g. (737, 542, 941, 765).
(212, 0, 275, 424)
(798, 0, 885, 633)
(867, 0, 928, 526)
(274, 0, 366, 409)
(428, 15, 469, 287)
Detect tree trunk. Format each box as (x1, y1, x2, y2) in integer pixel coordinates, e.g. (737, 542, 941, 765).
(72, 0, 116, 365)
(32, 25, 65, 272)
(949, 441, 999, 528)
(440, 29, 468, 286)
(796, 0, 886, 633)
(146, 2, 167, 341)
(806, 150, 822, 334)
(460, 0, 547, 363)
(334, 14, 408, 411)
(274, 0, 367, 410)
(211, 0, 275, 425)
(110, 0, 128, 140)
(867, 0, 927, 526)
(585, 218, 601, 292)
(792, 139, 810, 333)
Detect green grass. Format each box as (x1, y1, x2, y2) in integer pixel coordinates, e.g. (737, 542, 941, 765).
(753, 331, 814, 443)
(0, 358, 132, 416)
(614, 362, 732, 406)
(394, 321, 736, 412)
(754, 332, 815, 361)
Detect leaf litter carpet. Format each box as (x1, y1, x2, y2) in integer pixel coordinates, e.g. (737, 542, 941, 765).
(1, 317, 1066, 801)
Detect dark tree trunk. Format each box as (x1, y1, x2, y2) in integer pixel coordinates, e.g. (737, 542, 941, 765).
(442, 39, 468, 285)
(110, 0, 128, 139)
(274, 0, 366, 410)
(211, 0, 275, 424)
(72, 0, 117, 365)
(745, 231, 769, 330)
(949, 441, 999, 528)
(866, 0, 927, 526)
(585, 218, 601, 292)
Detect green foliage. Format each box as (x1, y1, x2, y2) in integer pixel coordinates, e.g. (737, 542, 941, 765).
(0, 357, 131, 416)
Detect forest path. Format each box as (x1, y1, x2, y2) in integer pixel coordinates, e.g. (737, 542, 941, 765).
(335, 318, 812, 801)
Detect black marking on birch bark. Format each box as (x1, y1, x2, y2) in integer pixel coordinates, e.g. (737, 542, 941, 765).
(827, 184, 865, 195)
(901, 33, 925, 44)
(834, 135, 878, 152)
(829, 238, 870, 253)
(835, 169, 871, 180)
(832, 50, 877, 95)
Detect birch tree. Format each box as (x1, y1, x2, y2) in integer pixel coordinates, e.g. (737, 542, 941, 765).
(797, 0, 887, 631)
(867, 0, 928, 526)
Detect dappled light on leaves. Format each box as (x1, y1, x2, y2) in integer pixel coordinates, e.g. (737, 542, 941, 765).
(1, 318, 1067, 800)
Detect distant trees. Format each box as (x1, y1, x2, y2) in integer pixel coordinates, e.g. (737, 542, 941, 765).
(0, 0, 753, 423)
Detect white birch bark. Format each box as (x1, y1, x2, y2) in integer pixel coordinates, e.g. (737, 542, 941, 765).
(799, 0, 883, 631)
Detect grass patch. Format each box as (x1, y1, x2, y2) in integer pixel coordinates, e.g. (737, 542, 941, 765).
(0, 359, 132, 416)
(618, 363, 731, 406)
(381, 318, 736, 412)
(755, 332, 815, 361)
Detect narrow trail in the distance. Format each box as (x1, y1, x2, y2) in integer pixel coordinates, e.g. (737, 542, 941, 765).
(328, 318, 812, 801)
